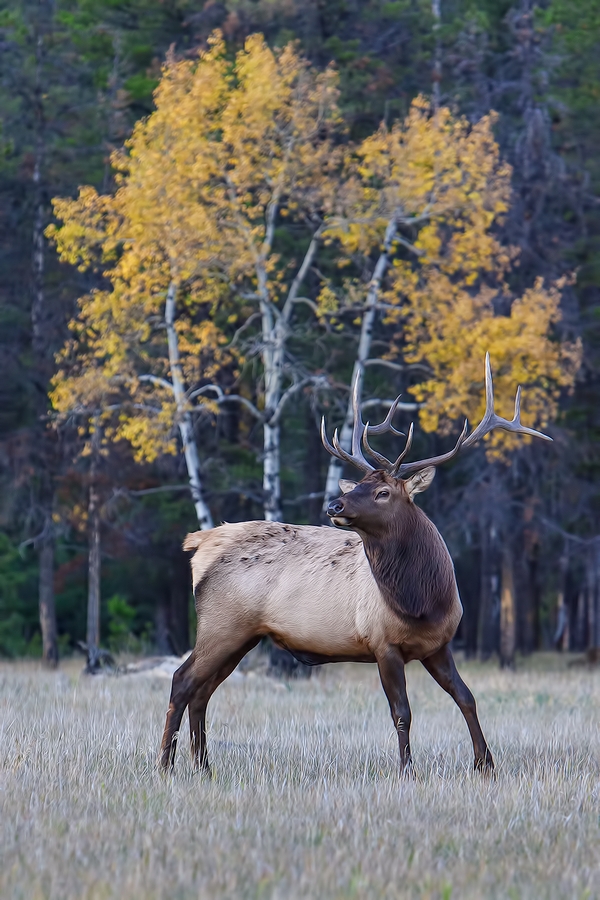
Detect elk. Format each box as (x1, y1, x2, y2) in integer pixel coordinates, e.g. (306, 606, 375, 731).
(159, 355, 551, 775)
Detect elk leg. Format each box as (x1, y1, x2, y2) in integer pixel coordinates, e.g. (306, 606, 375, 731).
(189, 638, 260, 774)
(158, 650, 198, 772)
(421, 643, 494, 773)
(189, 700, 209, 774)
(376, 646, 413, 774)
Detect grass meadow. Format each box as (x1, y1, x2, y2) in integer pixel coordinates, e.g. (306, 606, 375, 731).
(1, 655, 599, 900)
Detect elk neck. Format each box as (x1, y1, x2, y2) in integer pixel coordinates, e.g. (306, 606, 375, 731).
(359, 503, 457, 623)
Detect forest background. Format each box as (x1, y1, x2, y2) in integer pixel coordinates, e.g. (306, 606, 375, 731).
(0, 0, 599, 670)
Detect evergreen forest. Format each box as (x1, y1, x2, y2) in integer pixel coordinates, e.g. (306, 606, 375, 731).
(1, 0, 599, 668)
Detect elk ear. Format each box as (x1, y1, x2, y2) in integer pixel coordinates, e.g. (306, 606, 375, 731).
(404, 466, 436, 499)
(338, 479, 358, 495)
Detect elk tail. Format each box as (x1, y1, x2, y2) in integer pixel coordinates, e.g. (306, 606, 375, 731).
(182, 532, 204, 552)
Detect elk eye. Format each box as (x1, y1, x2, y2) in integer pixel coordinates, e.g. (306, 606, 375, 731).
(376, 490, 390, 499)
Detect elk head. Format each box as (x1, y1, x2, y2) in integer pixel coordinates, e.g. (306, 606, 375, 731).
(322, 354, 552, 535)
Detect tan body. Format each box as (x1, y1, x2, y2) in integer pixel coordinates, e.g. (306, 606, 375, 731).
(185, 520, 462, 665)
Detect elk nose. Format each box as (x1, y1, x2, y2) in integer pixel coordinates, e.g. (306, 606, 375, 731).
(327, 499, 345, 517)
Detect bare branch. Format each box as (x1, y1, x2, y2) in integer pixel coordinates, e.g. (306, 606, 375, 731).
(283, 490, 325, 506)
(292, 296, 319, 314)
(361, 397, 419, 413)
(394, 235, 425, 256)
(538, 516, 600, 549)
(226, 312, 262, 349)
(189, 384, 265, 422)
(270, 375, 329, 426)
(116, 484, 192, 498)
(363, 359, 405, 373)
(282, 226, 325, 324)
(139, 374, 174, 393)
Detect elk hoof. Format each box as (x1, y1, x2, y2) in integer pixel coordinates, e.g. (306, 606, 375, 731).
(193, 762, 212, 780)
(474, 752, 495, 778)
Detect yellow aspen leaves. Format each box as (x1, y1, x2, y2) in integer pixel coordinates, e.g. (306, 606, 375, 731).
(48, 32, 340, 464)
(327, 99, 579, 453)
(48, 33, 578, 467)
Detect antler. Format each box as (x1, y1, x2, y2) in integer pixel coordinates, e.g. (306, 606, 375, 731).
(394, 353, 552, 478)
(321, 353, 553, 479)
(320, 366, 405, 475)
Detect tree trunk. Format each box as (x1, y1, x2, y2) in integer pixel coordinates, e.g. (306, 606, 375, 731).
(499, 544, 516, 669)
(575, 589, 586, 652)
(263, 420, 282, 522)
(155, 601, 171, 655)
(169, 554, 192, 655)
(259, 259, 284, 522)
(432, 0, 442, 112)
(87, 477, 101, 653)
(31, 23, 60, 665)
(586, 547, 599, 662)
(553, 545, 570, 651)
(305, 404, 323, 525)
(322, 218, 398, 514)
(165, 282, 213, 530)
(38, 530, 58, 668)
(478, 520, 500, 659)
(528, 542, 542, 651)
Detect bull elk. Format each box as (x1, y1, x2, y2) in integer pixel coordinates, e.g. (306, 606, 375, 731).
(159, 355, 551, 775)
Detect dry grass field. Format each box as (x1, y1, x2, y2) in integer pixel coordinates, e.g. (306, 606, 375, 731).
(1, 655, 599, 900)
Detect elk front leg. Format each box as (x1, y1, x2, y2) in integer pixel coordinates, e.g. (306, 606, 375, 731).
(421, 643, 494, 774)
(376, 645, 413, 775)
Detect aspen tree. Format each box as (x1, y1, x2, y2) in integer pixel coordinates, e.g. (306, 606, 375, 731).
(49, 33, 340, 523)
(322, 100, 580, 511)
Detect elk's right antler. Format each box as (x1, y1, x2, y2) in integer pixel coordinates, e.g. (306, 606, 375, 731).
(321, 353, 552, 479)
(394, 353, 552, 478)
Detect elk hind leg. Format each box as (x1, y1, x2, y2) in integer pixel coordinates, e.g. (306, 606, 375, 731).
(376, 645, 413, 775)
(189, 637, 260, 775)
(159, 651, 198, 772)
(421, 643, 494, 773)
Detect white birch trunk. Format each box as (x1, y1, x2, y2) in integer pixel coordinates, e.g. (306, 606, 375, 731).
(322, 218, 398, 512)
(165, 282, 214, 530)
(86, 424, 102, 654)
(254, 249, 284, 521)
(262, 421, 282, 521)
(256, 232, 320, 522)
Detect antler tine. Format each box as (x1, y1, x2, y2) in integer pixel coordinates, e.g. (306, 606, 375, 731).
(396, 419, 469, 478)
(361, 423, 396, 470)
(320, 366, 379, 475)
(367, 396, 404, 437)
(392, 353, 552, 480)
(461, 352, 552, 449)
(320, 416, 345, 463)
(350, 366, 366, 456)
(389, 422, 415, 476)
(333, 427, 375, 473)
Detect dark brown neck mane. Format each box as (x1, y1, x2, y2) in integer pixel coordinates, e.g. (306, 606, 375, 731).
(360, 504, 457, 622)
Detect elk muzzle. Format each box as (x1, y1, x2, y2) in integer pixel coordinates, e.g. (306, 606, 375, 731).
(327, 498, 353, 527)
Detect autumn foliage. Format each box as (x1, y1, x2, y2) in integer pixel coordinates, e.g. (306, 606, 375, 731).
(48, 31, 579, 514)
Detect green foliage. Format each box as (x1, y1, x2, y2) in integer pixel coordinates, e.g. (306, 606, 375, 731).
(107, 593, 136, 652)
(0, 534, 39, 657)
